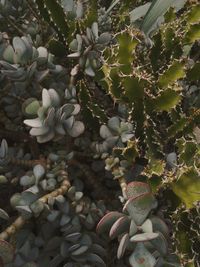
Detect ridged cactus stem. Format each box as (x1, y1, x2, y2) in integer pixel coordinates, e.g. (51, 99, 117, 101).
(0, 168, 71, 240)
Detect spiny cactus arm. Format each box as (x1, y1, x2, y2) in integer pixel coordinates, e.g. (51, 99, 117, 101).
(158, 60, 185, 89)
(183, 4, 200, 44)
(145, 124, 164, 159)
(43, 0, 69, 38)
(168, 108, 200, 138)
(78, 80, 107, 125)
(0, 170, 71, 240)
(34, 0, 52, 25)
(34, 0, 70, 43)
(98, 65, 122, 101)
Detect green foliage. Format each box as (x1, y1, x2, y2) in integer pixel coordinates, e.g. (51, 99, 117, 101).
(172, 203, 200, 265)
(0, 0, 200, 266)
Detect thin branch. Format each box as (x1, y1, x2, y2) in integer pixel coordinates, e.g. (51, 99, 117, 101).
(0, 169, 70, 240)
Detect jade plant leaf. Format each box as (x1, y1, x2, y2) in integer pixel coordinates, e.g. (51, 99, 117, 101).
(109, 216, 130, 239)
(129, 243, 156, 267)
(125, 182, 151, 199)
(96, 211, 124, 235)
(117, 233, 129, 259)
(123, 193, 157, 225)
(130, 232, 159, 242)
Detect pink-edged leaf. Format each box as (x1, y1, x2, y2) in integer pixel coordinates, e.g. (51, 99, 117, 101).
(130, 232, 159, 242)
(96, 211, 123, 235)
(117, 233, 129, 259)
(126, 182, 151, 199)
(123, 193, 156, 225)
(109, 216, 130, 240)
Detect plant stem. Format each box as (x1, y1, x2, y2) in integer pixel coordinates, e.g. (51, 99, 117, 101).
(0, 169, 70, 240)
(118, 176, 127, 199)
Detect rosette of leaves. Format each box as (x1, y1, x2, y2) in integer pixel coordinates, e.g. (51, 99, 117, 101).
(0, 34, 65, 80)
(0, 37, 65, 123)
(24, 88, 84, 143)
(92, 116, 135, 154)
(96, 181, 178, 266)
(68, 22, 112, 76)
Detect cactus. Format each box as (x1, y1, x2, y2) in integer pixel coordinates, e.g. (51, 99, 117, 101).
(0, 1, 200, 266)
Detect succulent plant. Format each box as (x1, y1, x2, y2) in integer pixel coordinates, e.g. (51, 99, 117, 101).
(92, 116, 135, 154)
(96, 181, 177, 266)
(98, 7, 112, 32)
(6, 176, 108, 267)
(0, 34, 66, 126)
(24, 88, 85, 143)
(0, 1, 199, 266)
(68, 22, 112, 76)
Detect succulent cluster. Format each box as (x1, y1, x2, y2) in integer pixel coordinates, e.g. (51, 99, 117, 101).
(92, 116, 135, 155)
(68, 22, 112, 77)
(0, 35, 66, 128)
(0, 0, 200, 267)
(24, 88, 84, 143)
(96, 182, 176, 266)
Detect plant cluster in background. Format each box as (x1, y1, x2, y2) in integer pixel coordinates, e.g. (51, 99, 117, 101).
(0, 0, 200, 267)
